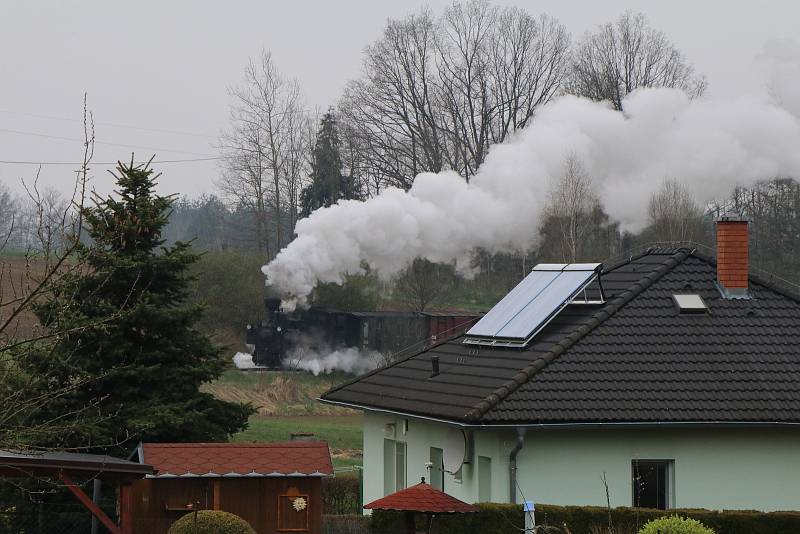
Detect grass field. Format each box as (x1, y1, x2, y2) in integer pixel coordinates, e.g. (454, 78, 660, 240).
(233, 414, 363, 469)
(206, 369, 364, 469)
(203, 369, 357, 416)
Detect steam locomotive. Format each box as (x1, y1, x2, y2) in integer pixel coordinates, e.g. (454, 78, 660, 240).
(245, 296, 481, 368)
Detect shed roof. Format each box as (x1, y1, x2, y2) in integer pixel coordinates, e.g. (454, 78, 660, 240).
(321, 248, 800, 426)
(0, 450, 153, 479)
(364, 480, 478, 513)
(139, 441, 333, 478)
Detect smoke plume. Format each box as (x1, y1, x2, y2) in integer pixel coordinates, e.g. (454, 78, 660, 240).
(264, 50, 800, 306)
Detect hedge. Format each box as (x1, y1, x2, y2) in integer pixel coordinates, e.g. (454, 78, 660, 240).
(167, 510, 256, 534)
(370, 503, 800, 534)
(323, 514, 370, 534)
(324, 476, 361, 515)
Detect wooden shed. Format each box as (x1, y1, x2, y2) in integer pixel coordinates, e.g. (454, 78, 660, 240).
(131, 441, 333, 534)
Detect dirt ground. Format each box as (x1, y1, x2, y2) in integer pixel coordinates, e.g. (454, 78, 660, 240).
(0, 254, 44, 340)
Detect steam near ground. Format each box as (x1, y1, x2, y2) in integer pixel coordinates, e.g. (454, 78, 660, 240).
(232, 348, 380, 375)
(282, 330, 382, 375)
(283, 346, 381, 376)
(233, 352, 258, 369)
(264, 41, 800, 308)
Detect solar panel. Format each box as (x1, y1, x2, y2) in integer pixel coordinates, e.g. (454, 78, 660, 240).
(465, 263, 601, 347)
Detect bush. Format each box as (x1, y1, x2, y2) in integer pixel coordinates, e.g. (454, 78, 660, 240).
(372, 504, 800, 534)
(323, 514, 370, 534)
(168, 510, 256, 534)
(639, 515, 715, 534)
(324, 476, 361, 515)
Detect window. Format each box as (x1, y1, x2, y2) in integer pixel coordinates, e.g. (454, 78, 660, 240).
(361, 322, 369, 349)
(478, 456, 492, 502)
(383, 439, 395, 495)
(429, 447, 444, 490)
(384, 439, 407, 495)
(632, 460, 673, 509)
(395, 441, 406, 490)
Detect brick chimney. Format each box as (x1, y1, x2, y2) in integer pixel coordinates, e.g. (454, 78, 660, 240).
(716, 216, 749, 298)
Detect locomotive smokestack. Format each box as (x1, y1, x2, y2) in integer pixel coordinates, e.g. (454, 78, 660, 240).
(265, 285, 283, 313)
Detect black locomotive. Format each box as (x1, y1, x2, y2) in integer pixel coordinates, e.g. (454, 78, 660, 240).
(245, 296, 481, 369)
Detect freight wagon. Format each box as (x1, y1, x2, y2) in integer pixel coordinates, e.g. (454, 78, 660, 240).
(246, 298, 481, 368)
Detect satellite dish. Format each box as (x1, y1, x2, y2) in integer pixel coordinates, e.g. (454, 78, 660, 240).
(443, 428, 467, 473)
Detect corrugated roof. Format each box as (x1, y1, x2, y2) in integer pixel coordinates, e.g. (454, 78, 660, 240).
(364, 480, 478, 513)
(321, 248, 800, 426)
(140, 442, 333, 478)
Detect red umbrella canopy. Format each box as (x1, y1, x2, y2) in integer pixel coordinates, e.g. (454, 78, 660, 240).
(364, 478, 478, 514)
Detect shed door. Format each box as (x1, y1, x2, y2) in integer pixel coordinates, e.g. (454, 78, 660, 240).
(278, 493, 310, 531)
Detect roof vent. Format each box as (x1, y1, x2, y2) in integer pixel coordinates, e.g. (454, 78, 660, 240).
(430, 356, 440, 378)
(672, 294, 708, 314)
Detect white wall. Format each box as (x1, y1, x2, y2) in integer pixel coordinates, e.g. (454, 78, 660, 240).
(364, 412, 800, 512)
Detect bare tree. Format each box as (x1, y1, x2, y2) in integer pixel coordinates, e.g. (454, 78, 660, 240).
(542, 154, 598, 263)
(219, 50, 311, 258)
(568, 12, 707, 110)
(341, 9, 443, 190)
(647, 178, 704, 242)
(340, 2, 570, 189)
(394, 258, 456, 312)
(0, 182, 16, 251)
(437, 2, 570, 178)
(0, 97, 99, 450)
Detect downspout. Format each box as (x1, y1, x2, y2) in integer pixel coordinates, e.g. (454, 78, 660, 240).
(509, 427, 526, 504)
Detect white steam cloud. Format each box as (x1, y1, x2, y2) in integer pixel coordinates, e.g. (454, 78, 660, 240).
(233, 352, 258, 369)
(284, 346, 381, 376)
(264, 45, 800, 306)
(282, 331, 382, 375)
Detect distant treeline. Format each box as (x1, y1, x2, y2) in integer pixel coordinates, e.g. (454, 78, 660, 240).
(161, 176, 800, 345)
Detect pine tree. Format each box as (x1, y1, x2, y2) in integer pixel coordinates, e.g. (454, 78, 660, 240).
(29, 160, 254, 451)
(301, 110, 360, 217)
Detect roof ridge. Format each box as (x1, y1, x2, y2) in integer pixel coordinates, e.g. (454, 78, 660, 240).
(463, 250, 691, 422)
(142, 441, 326, 448)
(688, 250, 800, 304)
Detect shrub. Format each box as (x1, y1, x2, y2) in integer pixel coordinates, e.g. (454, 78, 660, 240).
(324, 476, 361, 515)
(373, 504, 800, 534)
(639, 515, 715, 534)
(323, 514, 371, 534)
(168, 510, 256, 534)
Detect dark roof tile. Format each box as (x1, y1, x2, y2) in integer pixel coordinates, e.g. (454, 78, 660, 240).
(321, 249, 800, 425)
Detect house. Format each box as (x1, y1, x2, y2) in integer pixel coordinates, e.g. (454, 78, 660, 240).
(321, 218, 800, 512)
(131, 441, 333, 533)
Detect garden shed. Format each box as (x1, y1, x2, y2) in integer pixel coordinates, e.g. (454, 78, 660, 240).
(131, 441, 333, 534)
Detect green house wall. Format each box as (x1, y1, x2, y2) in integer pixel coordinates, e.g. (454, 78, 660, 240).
(364, 412, 800, 512)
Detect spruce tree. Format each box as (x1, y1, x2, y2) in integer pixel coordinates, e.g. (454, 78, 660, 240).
(300, 110, 360, 217)
(30, 160, 253, 451)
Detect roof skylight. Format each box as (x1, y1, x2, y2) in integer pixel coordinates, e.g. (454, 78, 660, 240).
(673, 294, 708, 314)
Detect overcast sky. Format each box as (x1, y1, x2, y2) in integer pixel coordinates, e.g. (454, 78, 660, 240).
(1, 0, 797, 199)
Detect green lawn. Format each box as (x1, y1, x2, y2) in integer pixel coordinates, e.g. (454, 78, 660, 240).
(234, 414, 362, 456)
(233, 414, 363, 470)
(214, 368, 354, 390)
